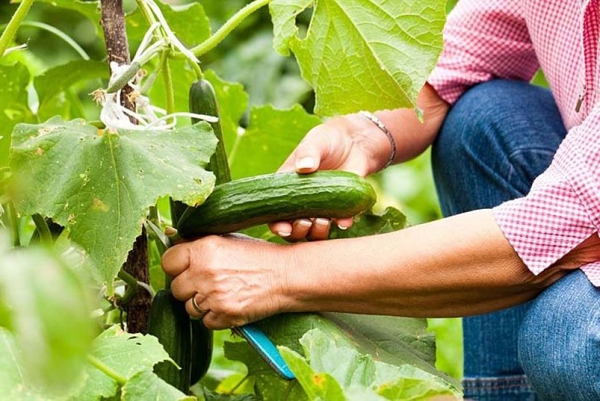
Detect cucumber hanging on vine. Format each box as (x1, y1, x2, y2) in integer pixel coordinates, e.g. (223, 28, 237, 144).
(147, 290, 192, 392)
(170, 79, 230, 226)
(170, 78, 227, 384)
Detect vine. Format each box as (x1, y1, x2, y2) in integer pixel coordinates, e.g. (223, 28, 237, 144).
(191, 0, 274, 57)
(0, 0, 33, 57)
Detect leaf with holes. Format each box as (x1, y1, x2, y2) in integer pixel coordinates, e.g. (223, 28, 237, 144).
(9, 117, 217, 286)
(70, 325, 174, 400)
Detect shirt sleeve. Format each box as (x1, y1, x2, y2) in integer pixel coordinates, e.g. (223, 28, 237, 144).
(493, 105, 600, 283)
(428, 0, 540, 104)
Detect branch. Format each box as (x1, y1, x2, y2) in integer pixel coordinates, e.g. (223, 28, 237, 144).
(100, 0, 136, 115)
(191, 0, 273, 57)
(0, 0, 34, 58)
(31, 214, 52, 246)
(87, 355, 127, 385)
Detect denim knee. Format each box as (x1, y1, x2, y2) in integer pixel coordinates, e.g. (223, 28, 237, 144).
(518, 270, 600, 400)
(432, 80, 566, 210)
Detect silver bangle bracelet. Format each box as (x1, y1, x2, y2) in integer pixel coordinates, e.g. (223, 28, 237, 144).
(359, 111, 397, 169)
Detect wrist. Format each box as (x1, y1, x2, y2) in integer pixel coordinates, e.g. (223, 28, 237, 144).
(341, 114, 394, 174)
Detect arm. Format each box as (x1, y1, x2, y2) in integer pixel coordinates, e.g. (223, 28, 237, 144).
(162, 210, 600, 329)
(269, 83, 449, 240)
(271, 0, 540, 241)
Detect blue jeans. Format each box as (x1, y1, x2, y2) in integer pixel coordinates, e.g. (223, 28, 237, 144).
(431, 80, 600, 400)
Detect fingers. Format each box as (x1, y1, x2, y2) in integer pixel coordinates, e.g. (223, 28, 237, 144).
(202, 311, 248, 330)
(333, 217, 353, 231)
(308, 218, 330, 241)
(278, 128, 331, 174)
(268, 221, 293, 238)
(185, 293, 209, 319)
(162, 243, 193, 277)
(288, 219, 313, 242)
(170, 270, 197, 302)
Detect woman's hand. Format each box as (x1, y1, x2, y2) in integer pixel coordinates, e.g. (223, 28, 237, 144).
(269, 84, 449, 242)
(268, 114, 392, 241)
(162, 235, 291, 330)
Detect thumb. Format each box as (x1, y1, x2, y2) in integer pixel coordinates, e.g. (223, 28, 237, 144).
(285, 131, 331, 174)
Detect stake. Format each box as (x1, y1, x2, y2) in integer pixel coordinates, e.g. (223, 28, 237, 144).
(100, 0, 152, 334)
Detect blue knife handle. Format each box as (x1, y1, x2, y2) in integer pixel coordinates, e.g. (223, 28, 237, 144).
(232, 324, 295, 380)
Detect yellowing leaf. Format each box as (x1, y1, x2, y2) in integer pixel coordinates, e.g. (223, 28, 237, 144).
(9, 117, 217, 285)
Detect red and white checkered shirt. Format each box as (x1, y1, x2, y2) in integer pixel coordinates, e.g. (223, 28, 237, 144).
(428, 0, 600, 285)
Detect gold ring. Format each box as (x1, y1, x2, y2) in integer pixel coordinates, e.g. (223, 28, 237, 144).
(191, 294, 207, 317)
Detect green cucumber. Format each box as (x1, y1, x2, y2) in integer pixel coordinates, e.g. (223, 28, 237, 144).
(190, 79, 231, 184)
(171, 79, 230, 227)
(190, 321, 213, 384)
(147, 290, 192, 393)
(177, 171, 377, 238)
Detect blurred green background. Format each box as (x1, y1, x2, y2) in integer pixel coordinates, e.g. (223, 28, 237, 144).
(0, 0, 465, 381)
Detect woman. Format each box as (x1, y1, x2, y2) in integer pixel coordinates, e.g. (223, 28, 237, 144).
(163, 1, 600, 399)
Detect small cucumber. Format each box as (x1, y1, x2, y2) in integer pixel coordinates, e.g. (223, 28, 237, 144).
(171, 79, 230, 227)
(190, 320, 213, 384)
(177, 171, 377, 238)
(147, 290, 192, 392)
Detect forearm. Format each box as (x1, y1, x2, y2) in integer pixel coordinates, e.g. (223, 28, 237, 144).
(281, 210, 567, 317)
(342, 83, 449, 172)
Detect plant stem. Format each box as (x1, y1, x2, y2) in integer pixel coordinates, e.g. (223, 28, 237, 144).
(148, 206, 160, 228)
(87, 355, 127, 385)
(117, 269, 138, 305)
(135, 0, 158, 27)
(161, 51, 175, 116)
(0, 0, 34, 58)
(0, 21, 90, 60)
(7, 203, 19, 247)
(31, 214, 52, 246)
(191, 0, 273, 57)
(226, 373, 249, 395)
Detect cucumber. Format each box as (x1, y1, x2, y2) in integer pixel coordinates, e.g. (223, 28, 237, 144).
(171, 79, 230, 227)
(147, 290, 192, 393)
(190, 79, 231, 184)
(190, 320, 213, 384)
(177, 171, 377, 238)
(173, 79, 225, 383)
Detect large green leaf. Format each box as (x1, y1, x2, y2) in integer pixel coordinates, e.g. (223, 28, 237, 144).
(0, 328, 46, 400)
(121, 370, 194, 401)
(270, 0, 446, 115)
(33, 60, 109, 121)
(225, 313, 459, 400)
(280, 329, 456, 400)
(9, 117, 217, 285)
(229, 104, 321, 179)
(0, 246, 94, 394)
(204, 69, 249, 156)
(71, 325, 173, 401)
(0, 62, 33, 167)
(224, 341, 307, 401)
(127, 0, 211, 47)
(280, 346, 346, 400)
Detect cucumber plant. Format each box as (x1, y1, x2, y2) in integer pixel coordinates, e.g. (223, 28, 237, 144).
(0, 0, 461, 400)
